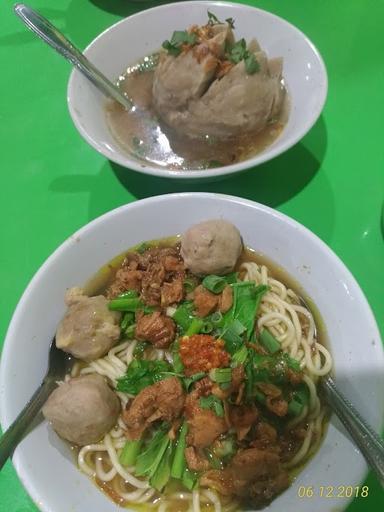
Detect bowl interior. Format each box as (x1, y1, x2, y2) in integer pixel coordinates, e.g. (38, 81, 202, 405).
(1, 193, 383, 512)
(67, 1, 327, 179)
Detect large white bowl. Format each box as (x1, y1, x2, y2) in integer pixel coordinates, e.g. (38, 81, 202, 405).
(1, 193, 383, 512)
(67, 1, 328, 180)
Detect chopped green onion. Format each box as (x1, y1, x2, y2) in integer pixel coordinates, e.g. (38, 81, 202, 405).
(172, 341, 184, 373)
(232, 345, 248, 365)
(260, 329, 281, 354)
(173, 305, 194, 331)
(125, 324, 136, 339)
(185, 318, 204, 336)
(108, 297, 143, 312)
(171, 422, 188, 479)
(288, 399, 304, 416)
(210, 311, 224, 327)
(209, 367, 232, 384)
(201, 321, 213, 334)
(120, 312, 135, 331)
(183, 278, 197, 293)
(117, 290, 139, 299)
(119, 439, 143, 466)
(202, 275, 227, 294)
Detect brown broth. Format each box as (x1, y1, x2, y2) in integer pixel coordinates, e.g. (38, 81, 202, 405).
(105, 61, 289, 171)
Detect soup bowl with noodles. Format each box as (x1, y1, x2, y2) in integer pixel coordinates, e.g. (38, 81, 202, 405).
(0, 193, 383, 512)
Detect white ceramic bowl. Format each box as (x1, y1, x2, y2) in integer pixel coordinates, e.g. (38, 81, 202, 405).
(67, 1, 328, 180)
(1, 193, 383, 512)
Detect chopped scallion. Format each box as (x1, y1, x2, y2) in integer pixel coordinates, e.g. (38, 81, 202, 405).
(260, 329, 281, 354)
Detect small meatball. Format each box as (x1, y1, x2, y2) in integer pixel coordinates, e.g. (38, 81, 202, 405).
(56, 288, 121, 362)
(135, 311, 176, 348)
(181, 220, 242, 275)
(219, 285, 233, 313)
(123, 377, 185, 439)
(193, 285, 219, 317)
(42, 374, 120, 446)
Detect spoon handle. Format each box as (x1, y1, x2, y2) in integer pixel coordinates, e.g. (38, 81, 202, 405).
(322, 376, 384, 486)
(14, 3, 132, 110)
(0, 378, 56, 470)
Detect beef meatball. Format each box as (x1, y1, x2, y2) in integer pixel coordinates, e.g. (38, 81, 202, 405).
(181, 219, 242, 275)
(56, 288, 121, 362)
(42, 374, 120, 446)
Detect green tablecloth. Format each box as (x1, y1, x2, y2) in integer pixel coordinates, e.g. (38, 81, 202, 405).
(0, 0, 383, 510)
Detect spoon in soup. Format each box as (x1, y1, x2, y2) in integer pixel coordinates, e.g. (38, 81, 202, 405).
(298, 297, 384, 485)
(0, 338, 71, 470)
(14, 3, 133, 110)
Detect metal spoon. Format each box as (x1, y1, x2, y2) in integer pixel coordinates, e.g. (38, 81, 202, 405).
(0, 339, 71, 470)
(321, 375, 384, 486)
(297, 296, 384, 485)
(14, 3, 133, 110)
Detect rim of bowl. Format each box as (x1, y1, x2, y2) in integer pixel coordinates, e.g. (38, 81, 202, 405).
(67, 0, 328, 179)
(1, 193, 382, 512)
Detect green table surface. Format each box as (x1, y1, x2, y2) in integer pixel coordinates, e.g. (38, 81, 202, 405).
(0, 0, 383, 510)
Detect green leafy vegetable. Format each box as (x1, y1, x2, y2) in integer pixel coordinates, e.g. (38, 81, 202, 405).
(207, 11, 235, 29)
(162, 30, 198, 56)
(135, 425, 170, 477)
(221, 319, 246, 353)
(182, 467, 198, 490)
(218, 283, 267, 354)
(119, 439, 143, 466)
(116, 359, 172, 394)
(199, 395, 225, 417)
(108, 297, 143, 312)
(183, 372, 206, 391)
(150, 440, 174, 491)
(226, 38, 260, 75)
(244, 52, 260, 74)
(171, 422, 188, 479)
(260, 328, 281, 354)
(207, 10, 221, 25)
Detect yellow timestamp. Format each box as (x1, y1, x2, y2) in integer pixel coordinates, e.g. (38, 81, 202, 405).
(297, 485, 369, 498)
